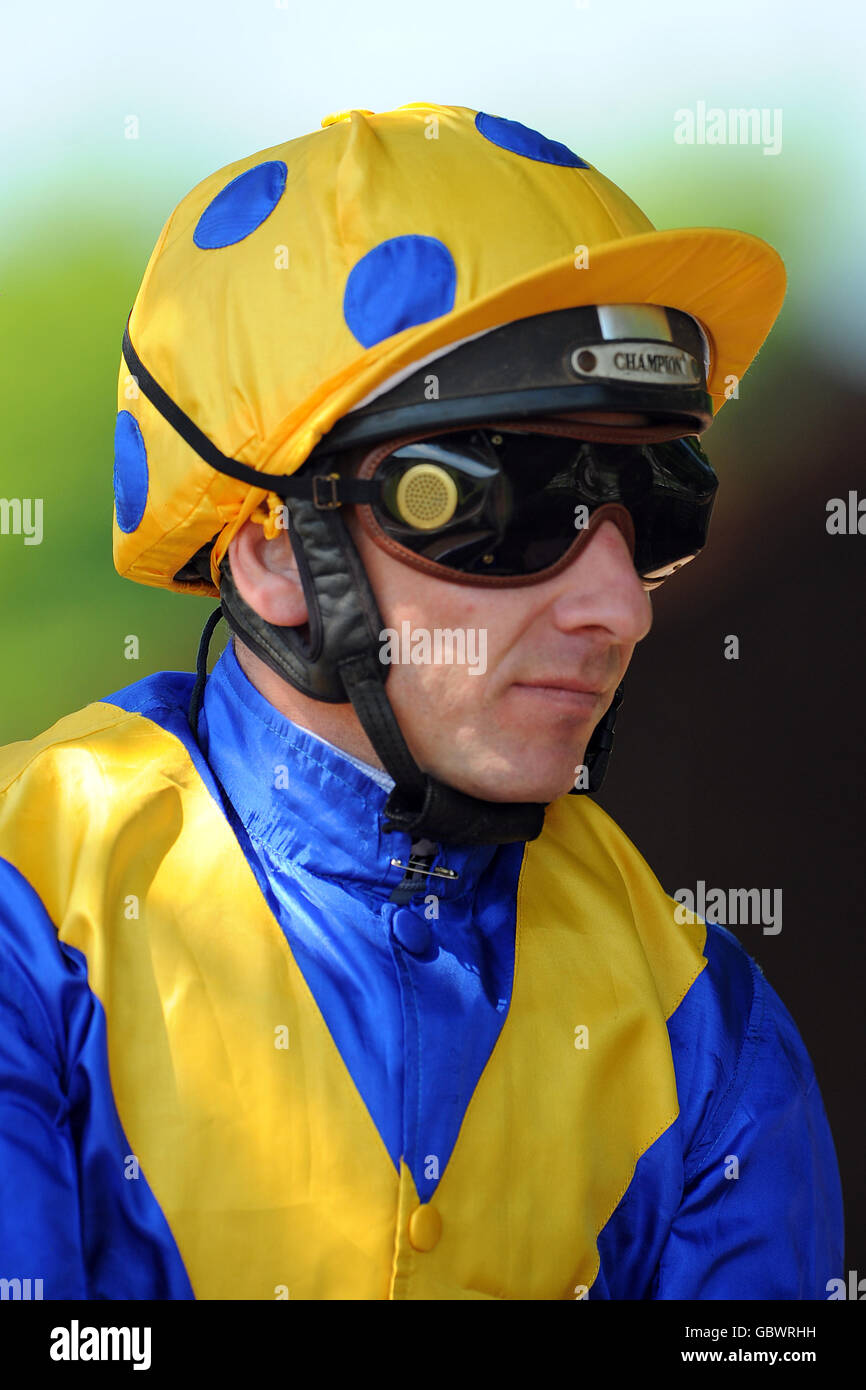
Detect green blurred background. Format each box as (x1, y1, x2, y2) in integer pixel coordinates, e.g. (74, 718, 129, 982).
(2, 0, 862, 740)
(2, 0, 864, 1270)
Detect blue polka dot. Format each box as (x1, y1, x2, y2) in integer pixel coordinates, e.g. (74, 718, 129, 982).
(475, 112, 589, 169)
(344, 236, 457, 348)
(113, 411, 149, 533)
(193, 160, 287, 249)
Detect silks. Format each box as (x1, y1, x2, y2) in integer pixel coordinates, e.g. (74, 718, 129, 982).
(0, 644, 842, 1298)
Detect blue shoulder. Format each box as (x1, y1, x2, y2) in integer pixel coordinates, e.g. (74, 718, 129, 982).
(670, 920, 834, 1183)
(668, 921, 759, 1161)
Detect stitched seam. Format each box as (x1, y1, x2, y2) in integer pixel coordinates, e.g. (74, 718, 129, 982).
(585, 898, 707, 1292)
(0, 707, 134, 797)
(0, 947, 65, 1081)
(683, 954, 765, 1182)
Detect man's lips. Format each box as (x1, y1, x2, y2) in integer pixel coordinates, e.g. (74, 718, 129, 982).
(509, 678, 607, 709)
(512, 678, 607, 695)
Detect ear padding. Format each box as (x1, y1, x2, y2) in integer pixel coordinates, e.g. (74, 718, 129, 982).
(218, 499, 389, 703)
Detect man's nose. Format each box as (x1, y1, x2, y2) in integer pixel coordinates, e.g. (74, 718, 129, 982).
(550, 518, 652, 644)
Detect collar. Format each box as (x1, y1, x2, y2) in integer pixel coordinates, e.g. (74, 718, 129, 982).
(196, 639, 501, 899)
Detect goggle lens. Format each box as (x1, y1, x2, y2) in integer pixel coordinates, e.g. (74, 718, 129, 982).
(363, 428, 717, 586)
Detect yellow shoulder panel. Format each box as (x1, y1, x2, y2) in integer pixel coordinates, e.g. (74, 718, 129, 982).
(0, 703, 400, 1299)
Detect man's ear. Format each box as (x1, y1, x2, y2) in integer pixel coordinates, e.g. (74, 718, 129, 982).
(227, 519, 309, 626)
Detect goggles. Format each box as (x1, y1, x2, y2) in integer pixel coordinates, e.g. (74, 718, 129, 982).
(345, 424, 719, 590)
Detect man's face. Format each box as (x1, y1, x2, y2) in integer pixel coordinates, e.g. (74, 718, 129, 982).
(230, 411, 662, 806)
(343, 508, 650, 805)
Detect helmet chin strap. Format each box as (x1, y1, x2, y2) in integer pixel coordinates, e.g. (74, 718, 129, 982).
(213, 497, 626, 847)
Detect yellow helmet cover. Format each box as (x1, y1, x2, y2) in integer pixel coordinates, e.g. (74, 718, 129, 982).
(112, 101, 786, 598)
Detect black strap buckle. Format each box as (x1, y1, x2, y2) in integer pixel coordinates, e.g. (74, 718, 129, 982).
(312, 473, 341, 509)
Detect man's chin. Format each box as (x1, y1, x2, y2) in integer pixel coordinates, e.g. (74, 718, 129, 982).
(434, 760, 585, 807)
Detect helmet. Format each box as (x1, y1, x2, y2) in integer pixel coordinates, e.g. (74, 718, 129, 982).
(113, 102, 786, 845)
